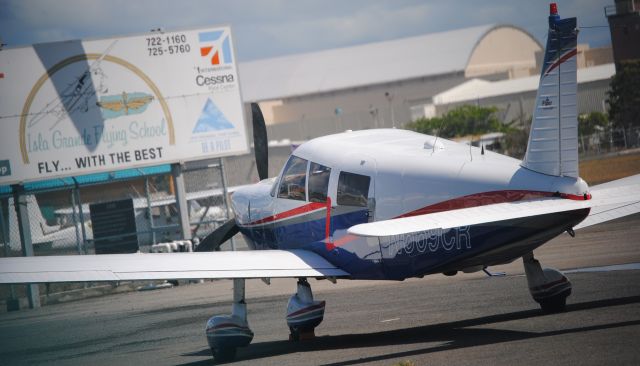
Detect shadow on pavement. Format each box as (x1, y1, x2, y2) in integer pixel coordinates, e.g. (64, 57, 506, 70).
(177, 295, 640, 365)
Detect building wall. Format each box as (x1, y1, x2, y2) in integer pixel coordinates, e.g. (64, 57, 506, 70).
(261, 71, 467, 141)
(246, 26, 548, 142)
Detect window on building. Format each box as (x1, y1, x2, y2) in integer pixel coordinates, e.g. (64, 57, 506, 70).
(277, 155, 308, 201)
(308, 162, 331, 203)
(337, 171, 370, 207)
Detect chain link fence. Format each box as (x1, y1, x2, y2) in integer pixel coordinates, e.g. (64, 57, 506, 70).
(0, 159, 254, 261)
(579, 127, 640, 157)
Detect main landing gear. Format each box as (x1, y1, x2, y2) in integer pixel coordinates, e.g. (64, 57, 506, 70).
(286, 278, 326, 341)
(205, 279, 254, 362)
(205, 278, 326, 362)
(522, 252, 572, 313)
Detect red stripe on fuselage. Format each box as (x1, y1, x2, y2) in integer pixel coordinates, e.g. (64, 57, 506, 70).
(248, 201, 326, 226)
(398, 190, 554, 218)
(243, 189, 591, 247)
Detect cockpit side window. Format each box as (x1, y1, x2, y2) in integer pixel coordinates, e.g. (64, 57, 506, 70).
(337, 171, 370, 207)
(308, 162, 331, 203)
(277, 155, 308, 201)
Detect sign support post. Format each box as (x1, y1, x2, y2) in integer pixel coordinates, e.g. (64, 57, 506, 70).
(11, 185, 40, 309)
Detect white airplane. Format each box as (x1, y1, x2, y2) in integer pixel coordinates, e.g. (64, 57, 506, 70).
(1, 4, 639, 362)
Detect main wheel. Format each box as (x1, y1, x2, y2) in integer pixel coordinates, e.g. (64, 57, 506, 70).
(289, 326, 300, 342)
(211, 346, 237, 363)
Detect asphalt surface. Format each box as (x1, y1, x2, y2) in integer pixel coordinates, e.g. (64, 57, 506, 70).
(1, 215, 639, 366)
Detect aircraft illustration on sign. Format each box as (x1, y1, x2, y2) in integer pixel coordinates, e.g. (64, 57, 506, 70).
(1, 4, 639, 362)
(28, 41, 117, 131)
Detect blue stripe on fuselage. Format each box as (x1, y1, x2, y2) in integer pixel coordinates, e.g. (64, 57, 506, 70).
(239, 208, 589, 281)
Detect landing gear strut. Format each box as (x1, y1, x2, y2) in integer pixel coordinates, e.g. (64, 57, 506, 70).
(286, 278, 325, 341)
(522, 252, 572, 313)
(205, 278, 254, 362)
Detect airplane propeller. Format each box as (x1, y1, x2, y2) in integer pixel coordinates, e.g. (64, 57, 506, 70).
(195, 103, 268, 252)
(251, 102, 269, 181)
(194, 217, 240, 252)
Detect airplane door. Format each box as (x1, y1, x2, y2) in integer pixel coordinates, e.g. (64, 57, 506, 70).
(327, 156, 383, 279)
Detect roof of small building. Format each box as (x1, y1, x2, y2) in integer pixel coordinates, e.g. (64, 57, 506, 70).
(239, 24, 526, 102)
(433, 63, 616, 105)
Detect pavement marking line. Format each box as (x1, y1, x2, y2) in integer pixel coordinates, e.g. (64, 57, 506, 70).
(380, 317, 400, 323)
(563, 262, 640, 274)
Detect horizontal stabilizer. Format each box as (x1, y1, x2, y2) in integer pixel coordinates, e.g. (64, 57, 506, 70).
(575, 174, 640, 230)
(0, 249, 349, 284)
(349, 175, 640, 237)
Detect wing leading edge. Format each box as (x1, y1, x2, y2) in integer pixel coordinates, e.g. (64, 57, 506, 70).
(0, 250, 349, 284)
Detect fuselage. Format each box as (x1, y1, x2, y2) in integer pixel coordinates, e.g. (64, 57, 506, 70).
(231, 129, 590, 280)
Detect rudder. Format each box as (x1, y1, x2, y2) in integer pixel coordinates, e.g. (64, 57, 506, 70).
(522, 3, 579, 178)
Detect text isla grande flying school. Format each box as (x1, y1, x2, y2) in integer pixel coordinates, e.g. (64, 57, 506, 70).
(27, 120, 167, 152)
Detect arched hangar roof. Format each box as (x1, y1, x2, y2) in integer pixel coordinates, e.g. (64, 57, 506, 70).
(239, 24, 542, 102)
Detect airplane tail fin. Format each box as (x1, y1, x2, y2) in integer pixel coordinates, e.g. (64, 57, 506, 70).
(522, 3, 579, 178)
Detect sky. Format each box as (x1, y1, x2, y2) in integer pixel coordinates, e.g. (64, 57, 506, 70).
(0, 0, 613, 62)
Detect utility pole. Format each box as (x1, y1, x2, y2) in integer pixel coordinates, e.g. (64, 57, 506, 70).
(385, 92, 396, 128)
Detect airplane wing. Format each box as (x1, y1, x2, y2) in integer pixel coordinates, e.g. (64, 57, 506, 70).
(348, 174, 640, 237)
(574, 174, 640, 230)
(0, 249, 349, 284)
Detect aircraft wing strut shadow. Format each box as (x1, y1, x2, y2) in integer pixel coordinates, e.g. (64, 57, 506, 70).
(1, 4, 639, 363)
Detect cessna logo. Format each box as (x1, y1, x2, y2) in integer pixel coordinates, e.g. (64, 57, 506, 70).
(195, 74, 234, 86)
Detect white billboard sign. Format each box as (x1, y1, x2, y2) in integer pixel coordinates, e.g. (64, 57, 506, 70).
(0, 26, 248, 185)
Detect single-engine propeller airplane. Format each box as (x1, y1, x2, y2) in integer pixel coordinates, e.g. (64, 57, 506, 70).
(1, 4, 640, 362)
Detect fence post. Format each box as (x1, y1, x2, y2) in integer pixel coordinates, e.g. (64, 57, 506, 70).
(0, 197, 17, 302)
(72, 180, 88, 254)
(219, 158, 235, 251)
(171, 163, 192, 240)
(70, 189, 82, 255)
(11, 185, 40, 309)
(144, 177, 156, 245)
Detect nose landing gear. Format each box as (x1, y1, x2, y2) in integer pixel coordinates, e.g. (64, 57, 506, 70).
(205, 279, 254, 362)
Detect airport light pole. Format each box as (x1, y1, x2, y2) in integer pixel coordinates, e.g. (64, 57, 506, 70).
(385, 92, 396, 128)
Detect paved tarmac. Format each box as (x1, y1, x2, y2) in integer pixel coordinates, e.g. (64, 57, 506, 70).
(1, 215, 639, 366)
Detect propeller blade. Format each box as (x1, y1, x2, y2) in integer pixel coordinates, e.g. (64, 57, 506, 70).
(195, 218, 240, 252)
(251, 102, 269, 181)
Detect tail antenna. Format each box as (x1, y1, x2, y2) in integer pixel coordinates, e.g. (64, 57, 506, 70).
(432, 116, 446, 155)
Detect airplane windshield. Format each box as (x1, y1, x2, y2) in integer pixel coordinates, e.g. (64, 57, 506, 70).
(278, 155, 308, 201)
